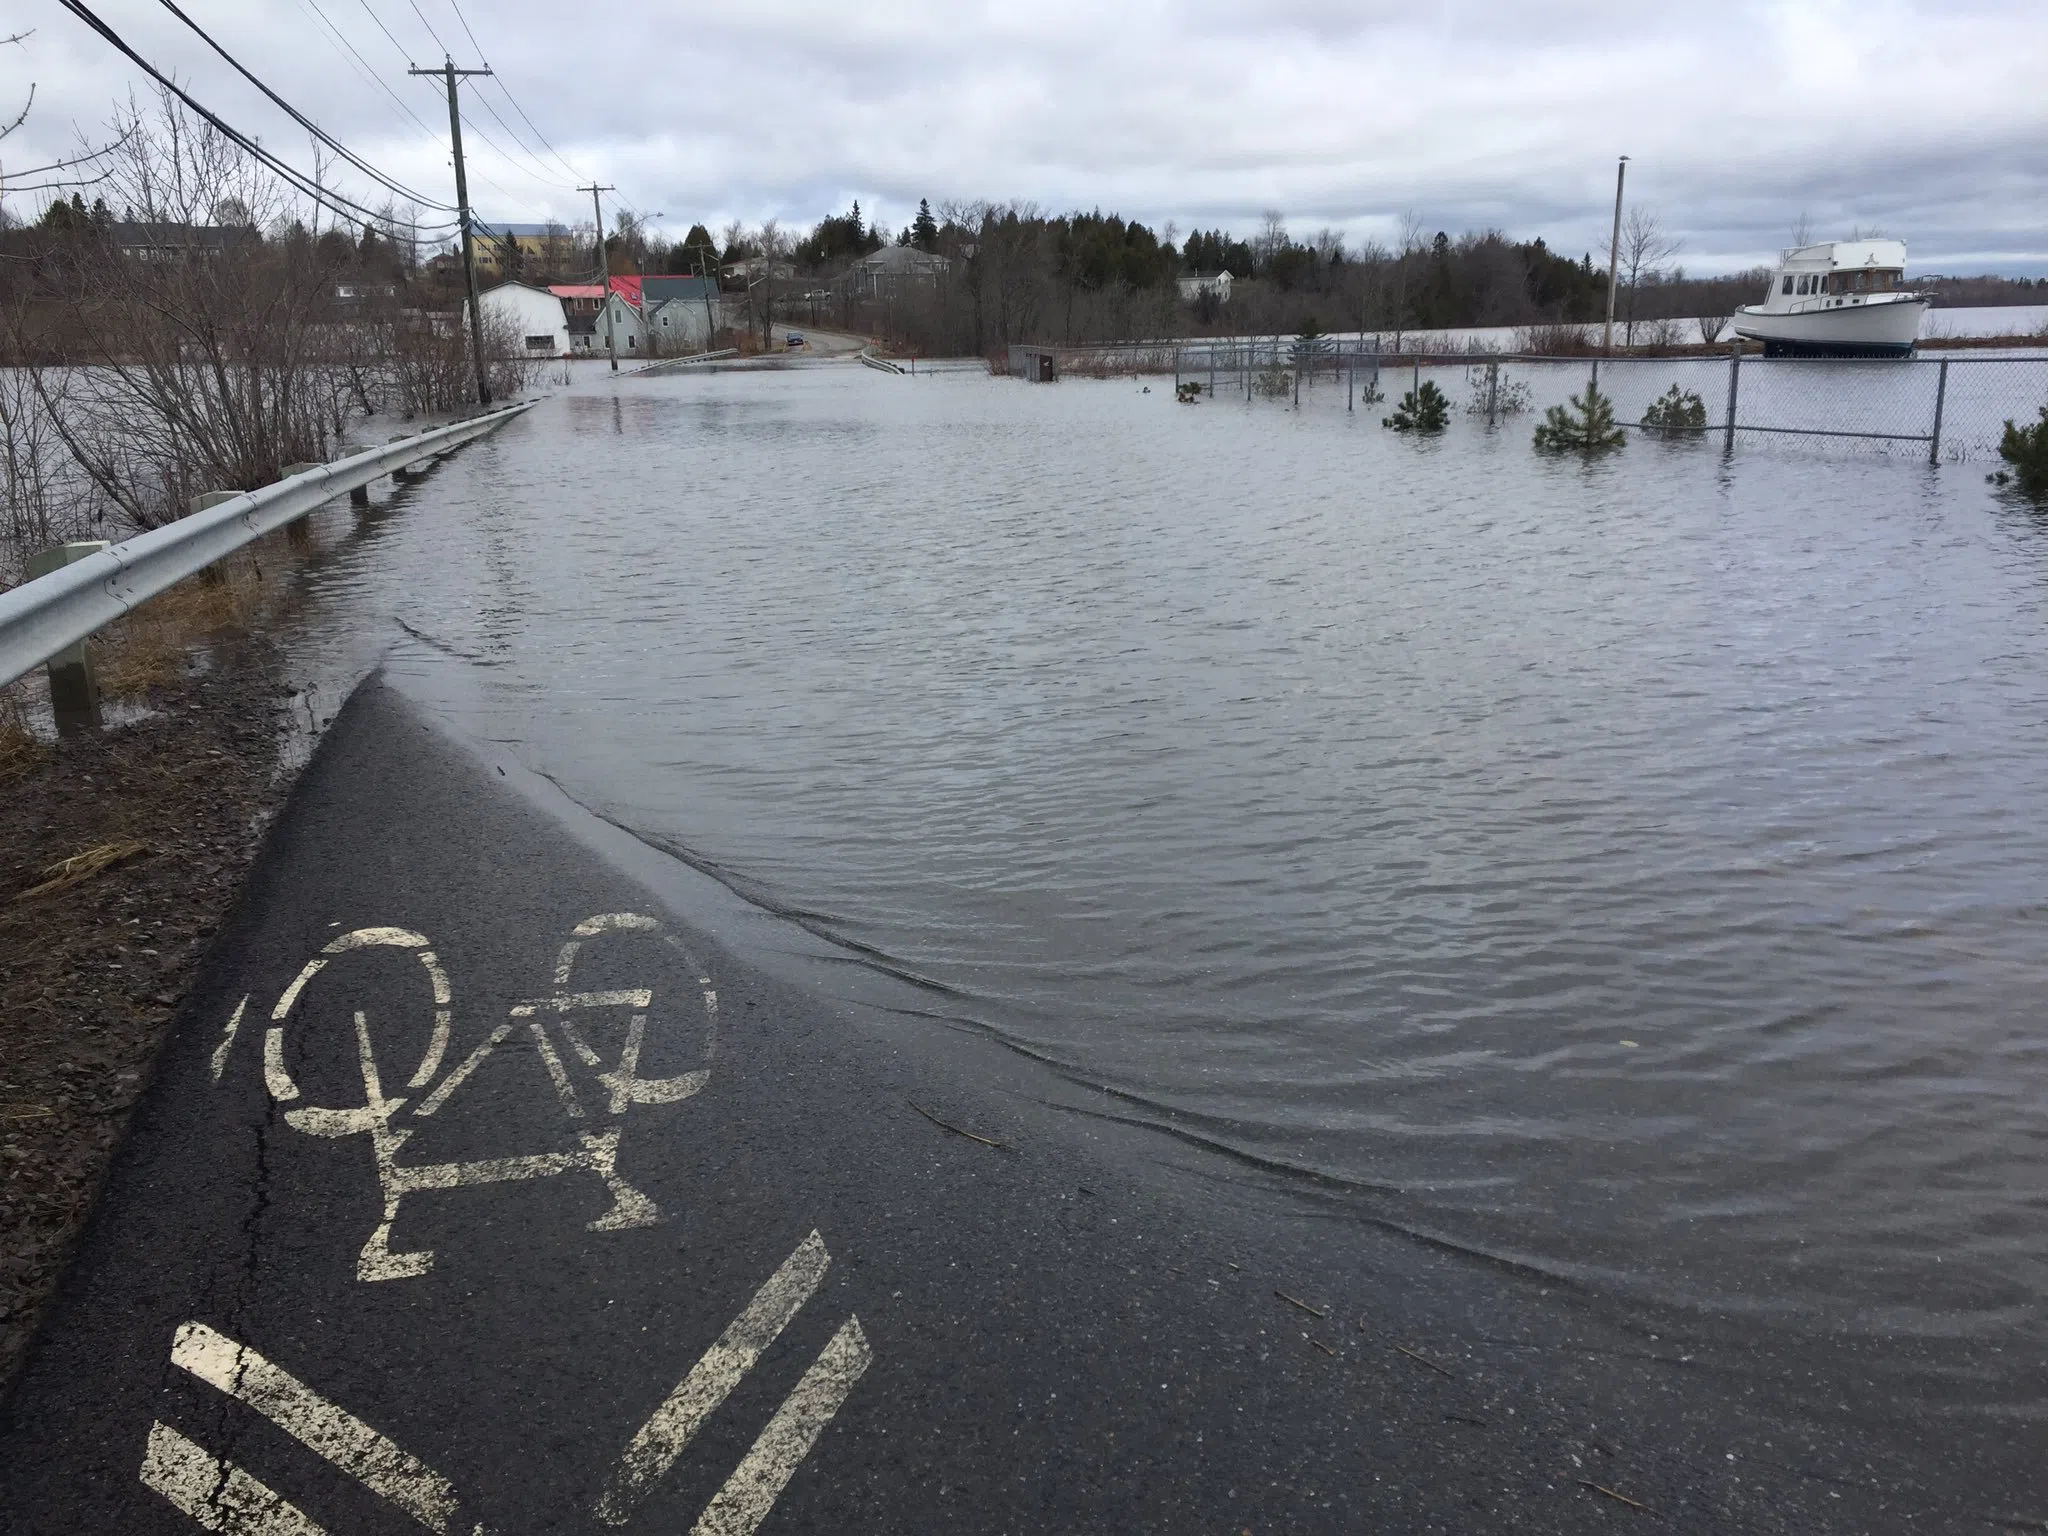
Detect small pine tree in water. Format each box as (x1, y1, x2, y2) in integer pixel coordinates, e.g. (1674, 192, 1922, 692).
(1990, 406, 2048, 497)
(1534, 382, 1626, 452)
(1383, 379, 1449, 432)
(1640, 383, 1708, 437)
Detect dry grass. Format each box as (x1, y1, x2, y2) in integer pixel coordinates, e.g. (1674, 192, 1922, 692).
(93, 550, 269, 700)
(0, 693, 46, 785)
(11, 840, 151, 903)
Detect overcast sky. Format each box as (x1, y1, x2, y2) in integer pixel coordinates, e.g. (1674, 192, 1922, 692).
(6, 0, 2045, 275)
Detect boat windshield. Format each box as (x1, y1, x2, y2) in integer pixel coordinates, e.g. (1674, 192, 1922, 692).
(1828, 269, 1904, 294)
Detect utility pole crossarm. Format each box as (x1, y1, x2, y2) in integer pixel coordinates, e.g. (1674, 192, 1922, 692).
(410, 58, 494, 405)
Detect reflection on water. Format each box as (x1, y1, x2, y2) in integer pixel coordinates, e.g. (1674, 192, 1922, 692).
(285, 365, 2048, 1410)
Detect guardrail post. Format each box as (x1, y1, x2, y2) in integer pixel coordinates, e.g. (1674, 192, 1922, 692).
(1928, 358, 1949, 465)
(280, 463, 322, 544)
(1723, 342, 1742, 454)
(26, 542, 109, 734)
(189, 491, 242, 585)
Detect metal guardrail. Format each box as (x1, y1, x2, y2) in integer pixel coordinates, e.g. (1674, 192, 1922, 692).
(858, 350, 905, 376)
(0, 400, 534, 691)
(633, 347, 740, 376)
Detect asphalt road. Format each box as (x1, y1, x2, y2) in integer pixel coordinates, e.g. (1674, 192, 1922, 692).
(0, 679, 2022, 1534)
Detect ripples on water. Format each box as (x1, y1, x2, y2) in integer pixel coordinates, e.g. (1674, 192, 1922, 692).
(291, 365, 2048, 1406)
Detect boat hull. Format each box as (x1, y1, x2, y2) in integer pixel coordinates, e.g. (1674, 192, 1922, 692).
(1732, 297, 1929, 358)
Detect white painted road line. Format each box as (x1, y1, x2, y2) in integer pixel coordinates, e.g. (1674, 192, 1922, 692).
(211, 996, 249, 1082)
(596, 1230, 833, 1526)
(691, 1316, 874, 1536)
(140, 1420, 327, 1536)
(170, 1322, 461, 1532)
(412, 1021, 512, 1118)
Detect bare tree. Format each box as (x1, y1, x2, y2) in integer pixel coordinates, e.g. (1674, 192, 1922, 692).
(1605, 205, 1681, 346)
(1254, 209, 1288, 273)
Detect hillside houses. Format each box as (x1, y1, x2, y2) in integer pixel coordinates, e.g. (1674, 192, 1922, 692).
(473, 274, 724, 358)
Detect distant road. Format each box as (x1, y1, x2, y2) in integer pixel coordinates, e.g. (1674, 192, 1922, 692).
(774, 324, 868, 356)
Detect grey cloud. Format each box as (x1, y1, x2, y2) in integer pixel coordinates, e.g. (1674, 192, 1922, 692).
(6, 0, 2042, 273)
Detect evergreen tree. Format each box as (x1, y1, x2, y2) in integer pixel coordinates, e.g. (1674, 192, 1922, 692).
(1534, 381, 1626, 452)
(911, 198, 939, 253)
(1991, 405, 2048, 497)
(1384, 380, 1450, 432)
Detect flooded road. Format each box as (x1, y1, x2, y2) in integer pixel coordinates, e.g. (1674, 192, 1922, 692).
(288, 363, 2048, 1420)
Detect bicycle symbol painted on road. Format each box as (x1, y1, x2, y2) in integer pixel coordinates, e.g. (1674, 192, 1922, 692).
(213, 911, 716, 1282)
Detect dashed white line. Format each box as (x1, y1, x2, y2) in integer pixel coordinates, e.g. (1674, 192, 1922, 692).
(170, 1321, 461, 1532)
(691, 1316, 873, 1536)
(596, 1230, 832, 1526)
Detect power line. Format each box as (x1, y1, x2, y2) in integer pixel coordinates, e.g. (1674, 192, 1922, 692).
(351, 0, 412, 65)
(402, 0, 452, 58)
(297, 0, 440, 143)
(150, 0, 453, 211)
(438, 0, 588, 186)
(54, 0, 460, 233)
(351, 0, 571, 208)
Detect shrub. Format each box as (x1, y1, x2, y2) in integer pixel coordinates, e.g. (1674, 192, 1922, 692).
(1641, 384, 1708, 437)
(1254, 364, 1293, 398)
(1465, 367, 1532, 416)
(1991, 405, 2048, 496)
(1517, 322, 1596, 356)
(1533, 383, 1626, 452)
(1383, 379, 1449, 432)
(1176, 381, 1202, 403)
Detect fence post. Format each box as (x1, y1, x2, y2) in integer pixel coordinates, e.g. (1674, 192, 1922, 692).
(1294, 355, 1301, 407)
(1174, 346, 1181, 390)
(1486, 360, 1499, 425)
(1928, 357, 1949, 465)
(1411, 358, 1420, 405)
(1723, 342, 1742, 453)
(1348, 351, 1355, 413)
(25, 541, 110, 735)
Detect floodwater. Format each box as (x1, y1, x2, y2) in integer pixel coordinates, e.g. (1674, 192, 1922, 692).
(288, 362, 2048, 1419)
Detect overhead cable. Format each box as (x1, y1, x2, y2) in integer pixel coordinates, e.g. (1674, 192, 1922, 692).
(55, 0, 459, 233)
(150, 0, 454, 211)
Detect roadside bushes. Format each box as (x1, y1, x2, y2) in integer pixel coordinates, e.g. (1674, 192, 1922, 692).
(1384, 380, 1449, 432)
(1534, 382, 1625, 452)
(1992, 405, 2048, 497)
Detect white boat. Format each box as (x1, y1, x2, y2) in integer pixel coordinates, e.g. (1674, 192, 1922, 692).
(1733, 239, 1928, 357)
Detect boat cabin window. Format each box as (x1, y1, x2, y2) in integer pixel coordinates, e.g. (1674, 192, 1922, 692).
(1781, 275, 1794, 295)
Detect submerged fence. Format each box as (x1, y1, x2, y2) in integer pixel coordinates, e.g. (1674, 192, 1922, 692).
(1054, 340, 2046, 465)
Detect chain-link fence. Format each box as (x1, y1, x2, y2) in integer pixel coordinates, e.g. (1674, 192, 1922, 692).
(1063, 341, 2048, 465)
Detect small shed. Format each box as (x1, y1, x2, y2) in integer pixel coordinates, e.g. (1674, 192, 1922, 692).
(1008, 345, 1057, 382)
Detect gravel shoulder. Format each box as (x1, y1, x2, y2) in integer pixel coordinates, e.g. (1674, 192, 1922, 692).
(0, 632, 296, 1395)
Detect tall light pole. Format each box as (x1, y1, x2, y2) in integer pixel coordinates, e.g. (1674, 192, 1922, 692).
(1602, 155, 1629, 355)
(411, 57, 494, 405)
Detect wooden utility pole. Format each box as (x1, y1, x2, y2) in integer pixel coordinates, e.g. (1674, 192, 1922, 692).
(1602, 155, 1628, 355)
(410, 58, 494, 405)
(581, 183, 618, 371)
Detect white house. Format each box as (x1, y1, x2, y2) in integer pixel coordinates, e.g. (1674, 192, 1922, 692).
(474, 280, 570, 357)
(1178, 269, 1233, 304)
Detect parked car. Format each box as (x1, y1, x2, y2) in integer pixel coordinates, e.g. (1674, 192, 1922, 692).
(784, 332, 806, 349)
